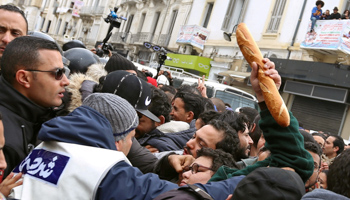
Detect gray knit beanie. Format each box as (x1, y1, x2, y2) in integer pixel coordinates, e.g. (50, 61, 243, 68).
(82, 93, 139, 141)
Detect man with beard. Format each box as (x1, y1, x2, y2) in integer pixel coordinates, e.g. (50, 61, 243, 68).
(217, 110, 253, 162)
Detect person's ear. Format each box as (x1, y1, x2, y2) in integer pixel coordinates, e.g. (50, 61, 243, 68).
(115, 141, 122, 151)
(186, 111, 194, 122)
(155, 115, 165, 126)
(333, 145, 339, 153)
(250, 123, 257, 133)
(16, 69, 31, 88)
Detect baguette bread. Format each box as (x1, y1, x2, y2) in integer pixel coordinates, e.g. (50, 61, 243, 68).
(236, 23, 290, 127)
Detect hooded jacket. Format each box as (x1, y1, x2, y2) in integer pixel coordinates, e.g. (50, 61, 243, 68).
(0, 76, 54, 177)
(11, 106, 245, 200)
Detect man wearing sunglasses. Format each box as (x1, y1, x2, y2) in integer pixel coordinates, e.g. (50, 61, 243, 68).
(0, 36, 69, 179)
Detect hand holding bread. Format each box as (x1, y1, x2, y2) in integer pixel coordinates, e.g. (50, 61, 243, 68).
(236, 23, 290, 127)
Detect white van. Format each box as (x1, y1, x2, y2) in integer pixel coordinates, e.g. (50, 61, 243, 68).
(133, 62, 258, 110)
(172, 77, 258, 110)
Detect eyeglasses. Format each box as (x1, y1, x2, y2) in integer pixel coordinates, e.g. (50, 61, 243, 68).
(183, 163, 213, 174)
(25, 67, 66, 80)
(314, 162, 320, 172)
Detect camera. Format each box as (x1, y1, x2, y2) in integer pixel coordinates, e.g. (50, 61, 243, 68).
(97, 7, 127, 57)
(103, 7, 126, 29)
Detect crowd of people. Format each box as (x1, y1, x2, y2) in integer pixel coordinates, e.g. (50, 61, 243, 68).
(0, 3, 350, 200)
(310, 1, 350, 33)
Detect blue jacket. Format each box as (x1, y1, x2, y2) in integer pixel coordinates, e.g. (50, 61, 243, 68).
(36, 106, 244, 200)
(311, 7, 322, 19)
(137, 127, 195, 151)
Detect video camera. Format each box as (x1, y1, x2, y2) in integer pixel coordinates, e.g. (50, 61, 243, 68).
(103, 7, 127, 29)
(98, 7, 127, 56)
(158, 47, 167, 66)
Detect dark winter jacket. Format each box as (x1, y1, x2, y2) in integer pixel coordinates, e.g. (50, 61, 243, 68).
(138, 127, 195, 152)
(0, 76, 54, 177)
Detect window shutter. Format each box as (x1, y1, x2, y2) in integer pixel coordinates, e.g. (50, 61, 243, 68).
(266, 0, 286, 33)
(221, 0, 235, 31)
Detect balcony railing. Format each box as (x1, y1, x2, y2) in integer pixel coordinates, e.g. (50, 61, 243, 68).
(111, 32, 133, 43)
(80, 6, 105, 16)
(120, 0, 142, 4)
(158, 34, 171, 46)
(110, 32, 171, 46)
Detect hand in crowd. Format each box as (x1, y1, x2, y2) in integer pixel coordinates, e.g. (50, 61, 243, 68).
(90, 48, 97, 54)
(168, 154, 195, 173)
(250, 58, 281, 102)
(197, 75, 208, 98)
(145, 145, 159, 153)
(320, 161, 329, 171)
(158, 70, 164, 76)
(0, 172, 23, 197)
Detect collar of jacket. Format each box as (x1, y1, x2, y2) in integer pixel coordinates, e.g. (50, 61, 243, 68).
(0, 76, 53, 123)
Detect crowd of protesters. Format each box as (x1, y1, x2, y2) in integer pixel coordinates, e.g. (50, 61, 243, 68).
(0, 3, 349, 200)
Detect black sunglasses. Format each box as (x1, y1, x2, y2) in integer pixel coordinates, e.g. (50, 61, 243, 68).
(25, 68, 66, 80)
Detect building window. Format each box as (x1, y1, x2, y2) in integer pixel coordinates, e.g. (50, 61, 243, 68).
(221, 0, 247, 32)
(202, 2, 214, 28)
(56, 19, 62, 35)
(266, 0, 287, 33)
(46, 20, 51, 33)
(138, 13, 146, 33)
(151, 12, 161, 35)
(41, 18, 46, 30)
(165, 9, 178, 45)
(125, 14, 134, 33)
(63, 22, 68, 35)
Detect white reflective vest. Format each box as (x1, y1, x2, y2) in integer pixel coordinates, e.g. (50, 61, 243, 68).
(10, 141, 130, 200)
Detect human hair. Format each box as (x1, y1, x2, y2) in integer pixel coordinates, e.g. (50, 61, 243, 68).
(173, 92, 210, 120)
(1, 36, 60, 84)
(300, 130, 316, 143)
(327, 149, 350, 198)
(311, 132, 327, 140)
(329, 135, 345, 155)
(250, 115, 262, 149)
(148, 87, 172, 123)
(0, 5, 28, 33)
(210, 98, 226, 112)
(197, 110, 221, 125)
(321, 169, 328, 176)
(104, 53, 137, 73)
(136, 70, 148, 81)
(176, 84, 201, 95)
(197, 147, 237, 172)
(0, 111, 2, 120)
(160, 85, 177, 95)
(239, 107, 258, 129)
(316, 0, 324, 7)
(208, 120, 240, 159)
(217, 110, 249, 133)
(304, 141, 322, 157)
